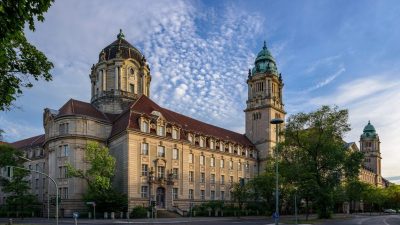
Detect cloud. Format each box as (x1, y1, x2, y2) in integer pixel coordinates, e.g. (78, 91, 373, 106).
(305, 66, 345, 92)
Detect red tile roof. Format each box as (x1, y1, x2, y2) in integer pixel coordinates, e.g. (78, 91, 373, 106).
(11, 134, 45, 149)
(112, 95, 253, 147)
(57, 99, 110, 122)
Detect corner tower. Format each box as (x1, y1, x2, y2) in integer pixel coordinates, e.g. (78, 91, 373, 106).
(360, 121, 382, 176)
(90, 29, 151, 114)
(245, 41, 285, 166)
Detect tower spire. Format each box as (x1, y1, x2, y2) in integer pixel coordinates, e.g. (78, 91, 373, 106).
(263, 40, 267, 49)
(117, 29, 125, 39)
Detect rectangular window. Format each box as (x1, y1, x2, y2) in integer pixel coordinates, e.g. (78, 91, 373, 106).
(63, 187, 68, 199)
(141, 143, 149, 155)
(220, 142, 224, 151)
(157, 126, 165, 136)
(220, 159, 224, 168)
(210, 174, 215, 184)
(141, 186, 148, 198)
(189, 153, 194, 164)
(141, 121, 149, 133)
(43, 178, 46, 187)
(173, 188, 178, 200)
(238, 162, 241, 171)
(210, 157, 215, 167)
(35, 178, 39, 189)
(189, 171, 194, 182)
(58, 166, 68, 178)
(188, 134, 193, 142)
(200, 173, 205, 183)
(210, 141, 214, 149)
(63, 145, 69, 157)
(211, 190, 215, 200)
(221, 175, 225, 185)
(229, 161, 233, 170)
(172, 168, 179, 179)
(230, 176, 233, 184)
(200, 155, 205, 165)
(199, 138, 204, 147)
(189, 189, 194, 199)
(172, 129, 178, 139)
(141, 164, 148, 177)
(59, 123, 69, 135)
(157, 166, 165, 178)
(35, 164, 39, 172)
(221, 191, 225, 200)
(172, 148, 179, 160)
(200, 190, 205, 200)
(157, 146, 165, 157)
(130, 84, 135, 93)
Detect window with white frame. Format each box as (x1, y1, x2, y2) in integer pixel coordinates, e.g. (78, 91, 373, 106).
(210, 174, 215, 184)
(229, 160, 233, 170)
(238, 162, 242, 171)
(200, 155, 205, 165)
(172, 129, 178, 139)
(157, 125, 165, 136)
(229, 145, 233, 153)
(200, 173, 205, 183)
(200, 190, 205, 200)
(141, 143, 149, 155)
(188, 134, 193, 142)
(189, 189, 194, 199)
(221, 175, 225, 185)
(199, 138, 204, 147)
(189, 171, 194, 182)
(157, 146, 165, 157)
(157, 166, 165, 178)
(220, 142, 224, 151)
(58, 145, 69, 157)
(210, 157, 215, 167)
(141, 186, 148, 198)
(141, 164, 148, 176)
(172, 148, 179, 160)
(220, 159, 224, 168)
(211, 190, 215, 200)
(189, 153, 194, 163)
(210, 140, 214, 149)
(173, 188, 178, 200)
(141, 121, 149, 133)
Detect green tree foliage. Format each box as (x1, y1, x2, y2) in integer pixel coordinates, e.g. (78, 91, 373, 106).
(385, 185, 400, 211)
(344, 179, 369, 213)
(0, 0, 54, 111)
(231, 182, 249, 214)
(0, 144, 39, 217)
(66, 142, 127, 212)
(280, 105, 364, 218)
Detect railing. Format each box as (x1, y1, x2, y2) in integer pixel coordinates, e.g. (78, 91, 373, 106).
(91, 90, 138, 102)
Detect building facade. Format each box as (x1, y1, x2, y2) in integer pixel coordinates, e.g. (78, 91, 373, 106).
(1, 31, 387, 217)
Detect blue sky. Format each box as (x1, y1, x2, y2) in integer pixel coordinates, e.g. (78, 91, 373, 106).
(1, 0, 400, 178)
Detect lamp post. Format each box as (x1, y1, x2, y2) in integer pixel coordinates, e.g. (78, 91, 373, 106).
(270, 118, 283, 225)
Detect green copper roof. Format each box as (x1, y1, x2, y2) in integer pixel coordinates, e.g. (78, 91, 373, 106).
(361, 120, 377, 138)
(251, 41, 278, 76)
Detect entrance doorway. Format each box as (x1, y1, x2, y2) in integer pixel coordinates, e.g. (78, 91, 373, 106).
(156, 187, 165, 208)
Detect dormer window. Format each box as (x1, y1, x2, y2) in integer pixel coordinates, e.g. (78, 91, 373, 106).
(199, 138, 204, 147)
(188, 134, 193, 143)
(141, 120, 149, 133)
(220, 142, 224, 152)
(172, 129, 178, 139)
(210, 140, 214, 150)
(229, 145, 233, 154)
(157, 125, 165, 136)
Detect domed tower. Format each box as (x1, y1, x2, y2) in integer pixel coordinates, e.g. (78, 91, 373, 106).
(90, 29, 151, 114)
(360, 121, 381, 176)
(245, 41, 285, 166)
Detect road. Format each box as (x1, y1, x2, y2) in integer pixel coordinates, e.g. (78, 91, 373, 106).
(1, 214, 399, 225)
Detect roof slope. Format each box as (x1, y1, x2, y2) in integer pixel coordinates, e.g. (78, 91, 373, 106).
(112, 95, 253, 147)
(58, 99, 110, 122)
(11, 134, 45, 149)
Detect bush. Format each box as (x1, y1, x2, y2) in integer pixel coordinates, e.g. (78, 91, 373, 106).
(130, 206, 148, 218)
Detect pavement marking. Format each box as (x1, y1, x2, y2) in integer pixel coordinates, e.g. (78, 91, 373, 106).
(383, 218, 390, 225)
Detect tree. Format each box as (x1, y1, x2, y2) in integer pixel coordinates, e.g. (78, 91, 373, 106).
(67, 142, 127, 213)
(0, 0, 54, 111)
(231, 182, 249, 216)
(281, 105, 364, 219)
(344, 179, 369, 213)
(0, 144, 39, 217)
(385, 185, 400, 211)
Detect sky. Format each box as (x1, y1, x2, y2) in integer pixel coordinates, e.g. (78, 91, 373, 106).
(1, 0, 400, 180)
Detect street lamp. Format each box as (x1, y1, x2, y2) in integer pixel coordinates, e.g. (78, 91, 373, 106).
(270, 118, 283, 225)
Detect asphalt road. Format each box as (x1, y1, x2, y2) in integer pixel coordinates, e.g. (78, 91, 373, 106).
(1, 214, 399, 225)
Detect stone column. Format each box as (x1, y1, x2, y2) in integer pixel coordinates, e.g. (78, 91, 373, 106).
(114, 66, 118, 90)
(118, 66, 122, 91)
(102, 69, 106, 91)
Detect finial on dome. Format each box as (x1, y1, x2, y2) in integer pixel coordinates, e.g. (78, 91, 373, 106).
(368, 120, 371, 124)
(263, 40, 267, 49)
(117, 29, 125, 39)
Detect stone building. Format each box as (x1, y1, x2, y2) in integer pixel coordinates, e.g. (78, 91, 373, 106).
(1, 30, 284, 217)
(0, 31, 388, 217)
